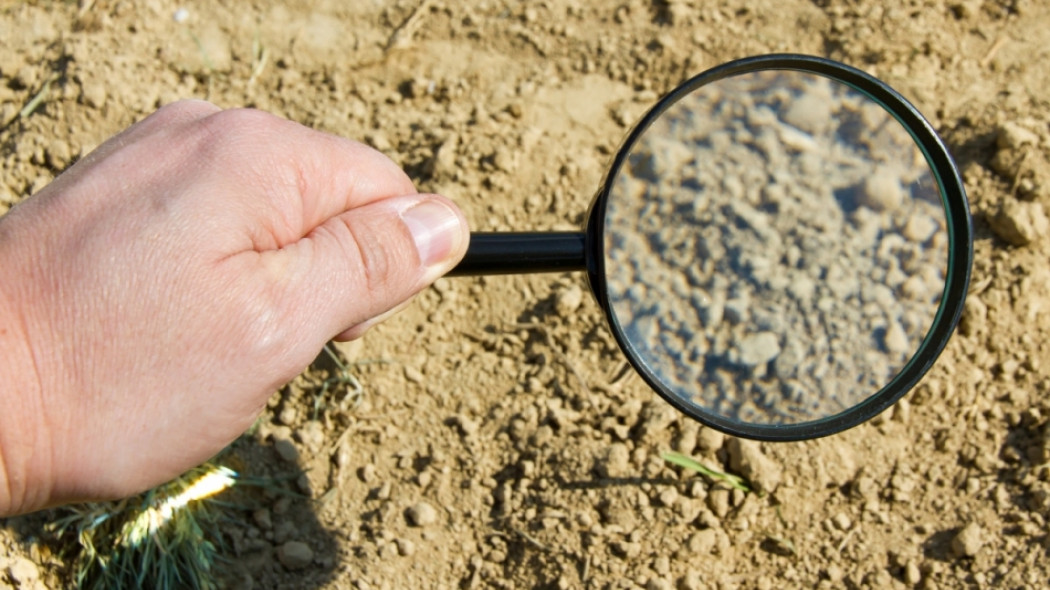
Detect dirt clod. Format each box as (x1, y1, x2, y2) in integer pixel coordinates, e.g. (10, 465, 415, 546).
(727, 438, 782, 494)
(277, 541, 314, 570)
(989, 199, 1049, 246)
(950, 522, 985, 558)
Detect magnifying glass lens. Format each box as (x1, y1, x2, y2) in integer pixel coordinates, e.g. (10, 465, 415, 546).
(603, 70, 949, 430)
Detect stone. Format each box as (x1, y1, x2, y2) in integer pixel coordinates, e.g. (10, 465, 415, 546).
(46, 139, 72, 169)
(253, 508, 273, 530)
(80, 79, 107, 108)
(782, 92, 831, 135)
(678, 570, 704, 590)
(696, 426, 724, 453)
(273, 438, 299, 463)
(707, 489, 730, 518)
(396, 538, 416, 556)
(405, 501, 439, 527)
(904, 560, 922, 585)
(5, 555, 41, 585)
(988, 200, 1049, 246)
(951, 522, 985, 557)
(554, 283, 584, 317)
(404, 365, 425, 384)
(646, 579, 673, 590)
(297, 421, 325, 454)
(996, 122, 1040, 151)
(687, 528, 718, 554)
(860, 167, 904, 212)
(727, 438, 782, 493)
(277, 541, 314, 570)
(596, 443, 631, 478)
(901, 214, 939, 243)
(735, 332, 781, 367)
(832, 512, 852, 531)
(883, 320, 910, 355)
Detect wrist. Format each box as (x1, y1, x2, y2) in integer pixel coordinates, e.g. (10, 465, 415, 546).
(0, 242, 52, 515)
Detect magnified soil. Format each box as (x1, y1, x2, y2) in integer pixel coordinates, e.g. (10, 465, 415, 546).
(604, 69, 948, 427)
(2, 1, 1050, 589)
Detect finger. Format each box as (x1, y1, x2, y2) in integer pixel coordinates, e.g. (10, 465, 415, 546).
(172, 109, 416, 248)
(258, 193, 468, 352)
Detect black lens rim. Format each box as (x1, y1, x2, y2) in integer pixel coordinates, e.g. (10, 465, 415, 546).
(587, 54, 974, 441)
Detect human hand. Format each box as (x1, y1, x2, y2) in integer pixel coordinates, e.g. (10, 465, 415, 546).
(0, 100, 468, 515)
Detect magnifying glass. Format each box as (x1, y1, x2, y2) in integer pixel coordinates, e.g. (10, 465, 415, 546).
(447, 54, 973, 441)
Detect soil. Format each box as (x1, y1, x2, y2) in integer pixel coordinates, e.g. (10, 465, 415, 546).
(1, 0, 1049, 589)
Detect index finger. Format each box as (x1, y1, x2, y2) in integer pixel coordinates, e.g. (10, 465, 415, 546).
(160, 107, 418, 251)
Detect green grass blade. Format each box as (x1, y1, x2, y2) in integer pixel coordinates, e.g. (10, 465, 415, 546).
(661, 451, 751, 492)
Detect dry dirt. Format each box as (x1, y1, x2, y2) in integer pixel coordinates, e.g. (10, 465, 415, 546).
(2, 0, 1050, 589)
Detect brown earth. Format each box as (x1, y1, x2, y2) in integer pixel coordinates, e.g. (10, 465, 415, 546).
(2, 0, 1050, 588)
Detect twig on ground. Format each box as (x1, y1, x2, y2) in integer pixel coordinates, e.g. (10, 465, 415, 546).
(981, 37, 1007, 68)
(385, 0, 436, 50)
(18, 73, 59, 120)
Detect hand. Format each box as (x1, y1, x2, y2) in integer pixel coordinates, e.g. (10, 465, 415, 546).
(0, 100, 469, 515)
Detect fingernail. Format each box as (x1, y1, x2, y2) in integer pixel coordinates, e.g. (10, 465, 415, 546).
(401, 200, 462, 267)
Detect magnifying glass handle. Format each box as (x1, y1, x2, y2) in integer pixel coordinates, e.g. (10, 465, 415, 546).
(447, 231, 586, 276)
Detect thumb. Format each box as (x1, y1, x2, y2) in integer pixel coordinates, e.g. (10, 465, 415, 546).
(267, 194, 469, 349)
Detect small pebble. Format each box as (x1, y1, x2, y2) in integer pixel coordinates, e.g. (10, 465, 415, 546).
(596, 443, 631, 478)
(253, 508, 273, 530)
(80, 80, 107, 108)
(359, 463, 376, 483)
(832, 512, 852, 531)
(989, 200, 1049, 246)
(688, 528, 718, 554)
(727, 438, 782, 493)
(645, 579, 672, 590)
(396, 538, 416, 556)
(273, 438, 299, 464)
(697, 427, 724, 453)
(46, 139, 71, 169)
(554, 284, 584, 317)
(996, 121, 1039, 150)
(404, 366, 425, 384)
(951, 522, 985, 557)
(734, 332, 781, 366)
(5, 555, 41, 585)
(277, 541, 314, 570)
(297, 421, 325, 454)
(707, 488, 731, 518)
(678, 570, 704, 590)
(883, 320, 910, 355)
(658, 487, 679, 507)
(612, 541, 641, 559)
(904, 560, 922, 585)
(278, 405, 297, 426)
(860, 168, 904, 212)
(781, 92, 831, 134)
(405, 501, 439, 527)
(901, 214, 939, 243)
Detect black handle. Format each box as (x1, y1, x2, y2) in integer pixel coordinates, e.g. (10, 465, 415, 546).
(447, 231, 587, 276)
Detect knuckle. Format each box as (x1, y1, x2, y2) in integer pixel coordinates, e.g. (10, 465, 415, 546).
(151, 99, 221, 126)
(189, 108, 299, 185)
(344, 216, 395, 296)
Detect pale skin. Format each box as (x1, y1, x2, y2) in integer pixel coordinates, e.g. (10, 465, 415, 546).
(0, 100, 469, 516)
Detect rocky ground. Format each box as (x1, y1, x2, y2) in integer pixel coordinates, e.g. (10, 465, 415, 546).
(2, 0, 1049, 588)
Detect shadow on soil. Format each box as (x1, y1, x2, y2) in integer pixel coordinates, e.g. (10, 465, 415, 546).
(0, 356, 353, 590)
